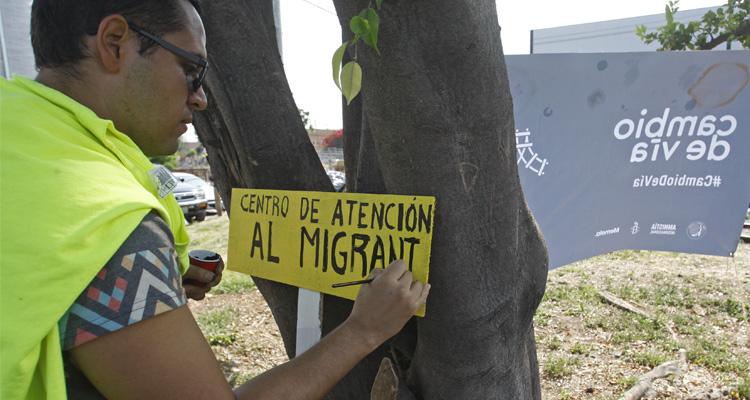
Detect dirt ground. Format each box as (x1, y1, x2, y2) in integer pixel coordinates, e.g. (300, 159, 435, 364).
(535, 246, 749, 399)
(188, 290, 289, 379)
(189, 231, 750, 399)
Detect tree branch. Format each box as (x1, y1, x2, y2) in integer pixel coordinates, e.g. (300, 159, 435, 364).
(701, 19, 750, 50)
(619, 350, 686, 400)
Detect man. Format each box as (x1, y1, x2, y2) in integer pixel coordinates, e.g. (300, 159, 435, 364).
(0, 0, 430, 398)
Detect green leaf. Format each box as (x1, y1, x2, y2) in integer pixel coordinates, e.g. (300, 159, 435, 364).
(666, 4, 675, 25)
(350, 16, 371, 37)
(332, 41, 349, 91)
(636, 24, 646, 38)
(376, 0, 383, 10)
(359, 8, 381, 55)
(340, 61, 362, 105)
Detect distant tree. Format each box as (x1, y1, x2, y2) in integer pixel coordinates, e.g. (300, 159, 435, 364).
(299, 108, 312, 130)
(637, 0, 750, 50)
(321, 129, 344, 149)
(149, 155, 177, 170)
(331, 159, 345, 172)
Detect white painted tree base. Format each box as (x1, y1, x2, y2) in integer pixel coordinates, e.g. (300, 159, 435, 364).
(295, 288, 323, 357)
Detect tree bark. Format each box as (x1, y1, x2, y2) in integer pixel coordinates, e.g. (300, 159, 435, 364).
(341, 53, 387, 195)
(332, 0, 548, 397)
(196, 0, 549, 398)
(192, 0, 334, 358)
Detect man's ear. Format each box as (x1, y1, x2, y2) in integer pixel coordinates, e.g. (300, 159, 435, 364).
(95, 14, 133, 73)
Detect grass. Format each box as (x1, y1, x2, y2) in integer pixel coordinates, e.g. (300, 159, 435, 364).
(570, 342, 592, 356)
(548, 336, 562, 350)
(643, 282, 696, 308)
(736, 375, 750, 399)
(187, 215, 256, 294)
(187, 213, 230, 256)
(702, 298, 749, 321)
(213, 271, 256, 294)
(617, 375, 639, 390)
(222, 362, 258, 387)
(585, 313, 667, 343)
(186, 216, 750, 396)
(536, 248, 749, 395)
(632, 351, 668, 368)
(543, 355, 580, 378)
(195, 305, 238, 346)
(600, 249, 649, 261)
(534, 309, 551, 326)
(687, 338, 748, 373)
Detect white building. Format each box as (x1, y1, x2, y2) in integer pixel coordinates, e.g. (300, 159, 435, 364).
(530, 6, 731, 53)
(1, 0, 35, 79)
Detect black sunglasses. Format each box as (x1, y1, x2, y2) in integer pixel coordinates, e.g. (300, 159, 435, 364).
(87, 23, 208, 92)
(127, 24, 208, 93)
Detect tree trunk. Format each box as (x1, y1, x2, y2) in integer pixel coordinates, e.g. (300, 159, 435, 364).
(192, 0, 334, 358)
(195, 0, 549, 398)
(332, 0, 549, 397)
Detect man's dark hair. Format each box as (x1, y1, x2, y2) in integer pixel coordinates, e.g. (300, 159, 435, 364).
(31, 0, 203, 72)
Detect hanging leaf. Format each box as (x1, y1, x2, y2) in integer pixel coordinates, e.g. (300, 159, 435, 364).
(359, 8, 381, 55)
(332, 41, 349, 90)
(340, 61, 362, 105)
(376, 0, 383, 10)
(350, 16, 371, 38)
(665, 3, 675, 25)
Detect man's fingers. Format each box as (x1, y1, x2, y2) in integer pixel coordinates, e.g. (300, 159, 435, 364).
(383, 259, 407, 279)
(183, 285, 207, 301)
(367, 259, 406, 282)
(367, 267, 385, 279)
(184, 263, 216, 284)
(419, 283, 431, 304)
(408, 280, 429, 300)
(208, 260, 224, 288)
(371, 260, 429, 309)
(213, 260, 225, 276)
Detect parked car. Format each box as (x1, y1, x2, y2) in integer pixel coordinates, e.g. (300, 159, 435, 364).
(173, 179, 208, 223)
(172, 181, 208, 223)
(150, 165, 207, 222)
(326, 170, 346, 192)
(173, 172, 222, 212)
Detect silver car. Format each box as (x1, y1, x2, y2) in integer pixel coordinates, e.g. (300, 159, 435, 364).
(173, 172, 221, 212)
(172, 179, 207, 223)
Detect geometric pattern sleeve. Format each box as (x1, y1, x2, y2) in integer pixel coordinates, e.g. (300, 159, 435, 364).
(58, 212, 187, 351)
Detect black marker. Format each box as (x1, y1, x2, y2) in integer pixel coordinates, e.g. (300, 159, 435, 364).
(332, 278, 374, 288)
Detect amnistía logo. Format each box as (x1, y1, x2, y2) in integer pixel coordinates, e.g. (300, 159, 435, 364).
(613, 108, 737, 163)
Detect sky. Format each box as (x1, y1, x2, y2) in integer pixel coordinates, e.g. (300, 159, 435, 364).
(275, 0, 723, 131)
(173, 0, 725, 141)
(2, 0, 724, 141)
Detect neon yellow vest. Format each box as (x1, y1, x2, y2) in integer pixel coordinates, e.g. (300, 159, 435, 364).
(0, 75, 190, 399)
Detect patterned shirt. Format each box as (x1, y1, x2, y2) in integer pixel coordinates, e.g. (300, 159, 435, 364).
(58, 212, 187, 396)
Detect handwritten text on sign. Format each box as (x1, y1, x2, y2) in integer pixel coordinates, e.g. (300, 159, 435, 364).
(227, 189, 435, 304)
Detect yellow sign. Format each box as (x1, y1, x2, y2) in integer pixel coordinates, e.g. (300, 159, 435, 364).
(227, 189, 435, 312)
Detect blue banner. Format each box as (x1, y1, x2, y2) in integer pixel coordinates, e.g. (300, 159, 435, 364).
(507, 52, 750, 269)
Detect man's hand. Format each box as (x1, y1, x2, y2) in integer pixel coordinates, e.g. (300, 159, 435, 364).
(346, 260, 431, 349)
(182, 256, 224, 300)
(233, 259, 430, 399)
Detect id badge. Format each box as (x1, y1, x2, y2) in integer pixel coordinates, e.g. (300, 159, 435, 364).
(148, 165, 179, 198)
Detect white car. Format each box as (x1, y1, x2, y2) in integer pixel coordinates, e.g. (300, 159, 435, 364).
(326, 170, 346, 192)
(173, 172, 221, 212)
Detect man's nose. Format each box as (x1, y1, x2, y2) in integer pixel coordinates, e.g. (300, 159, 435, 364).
(190, 86, 208, 111)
